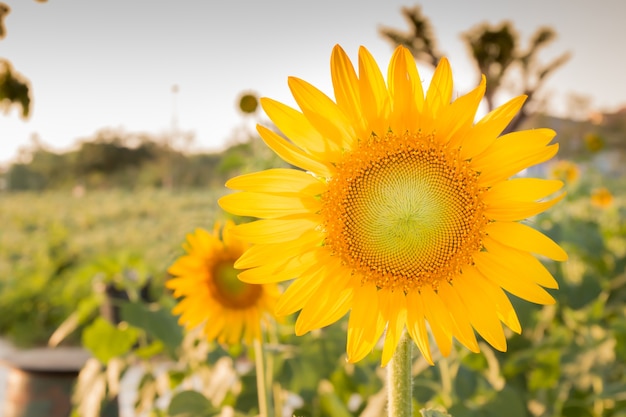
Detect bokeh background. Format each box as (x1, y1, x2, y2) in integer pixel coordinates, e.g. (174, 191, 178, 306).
(1, 1, 625, 417)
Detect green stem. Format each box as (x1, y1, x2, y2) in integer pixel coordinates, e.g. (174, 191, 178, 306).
(253, 338, 271, 417)
(388, 330, 413, 417)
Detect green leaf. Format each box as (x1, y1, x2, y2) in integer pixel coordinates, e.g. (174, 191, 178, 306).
(133, 339, 164, 359)
(319, 381, 352, 417)
(454, 365, 478, 400)
(119, 300, 183, 357)
(168, 390, 216, 417)
(482, 386, 526, 417)
(527, 348, 561, 391)
(81, 317, 138, 363)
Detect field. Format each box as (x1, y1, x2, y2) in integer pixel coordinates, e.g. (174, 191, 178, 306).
(1, 164, 626, 416)
(0, 188, 227, 347)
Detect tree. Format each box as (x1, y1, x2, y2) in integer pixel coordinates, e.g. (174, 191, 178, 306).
(0, 59, 31, 118)
(0, 1, 44, 119)
(380, 5, 570, 132)
(379, 5, 441, 67)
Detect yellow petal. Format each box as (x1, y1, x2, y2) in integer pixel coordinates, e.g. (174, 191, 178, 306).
(473, 252, 556, 305)
(460, 266, 521, 334)
(482, 236, 559, 289)
(424, 57, 453, 119)
(405, 290, 434, 364)
(167, 254, 205, 276)
(484, 192, 565, 221)
(309, 287, 353, 330)
(218, 191, 321, 219)
(261, 97, 340, 158)
(437, 283, 480, 353)
(448, 277, 507, 352)
(483, 178, 563, 203)
(358, 46, 390, 136)
(486, 221, 568, 261)
(442, 76, 486, 148)
(380, 289, 408, 367)
(347, 283, 383, 363)
(420, 286, 454, 357)
(388, 46, 419, 133)
(331, 45, 367, 139)
(295, 258, 353, 334)
(225, 168, 326, 195)
(288, 76, 355, 150)
(472, 128, 557, 185)
(167, 277, 205, 297)
(237, 248, 320, 284)
(187, 228, 221, 255)
(276, 269, 325, 316)
(234, 229, 322, 269)
(231, 217, 321, 244)
(460, 95, 527, 161)
(257, 125, 334, 178)
(203, 311, 226, 341)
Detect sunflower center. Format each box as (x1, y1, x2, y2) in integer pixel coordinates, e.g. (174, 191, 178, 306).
(322, 132, 487, 292)
(210, 260, 263, 309)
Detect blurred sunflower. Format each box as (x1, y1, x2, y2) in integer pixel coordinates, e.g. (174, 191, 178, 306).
(167, 221, 279, 345)
(549, 159, 580, 184)
(219, 45, 567, 365)
(591, 187, 613, 208)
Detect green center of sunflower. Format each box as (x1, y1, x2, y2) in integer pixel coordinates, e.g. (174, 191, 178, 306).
(322, 132, 487, 292)
(211, 260, 263, 309)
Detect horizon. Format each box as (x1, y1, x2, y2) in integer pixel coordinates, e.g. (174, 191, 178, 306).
(1, 0, 625, 166)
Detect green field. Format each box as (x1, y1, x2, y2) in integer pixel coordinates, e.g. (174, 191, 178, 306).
(1, 166, 626, 416)
(0, 187, 228, 347)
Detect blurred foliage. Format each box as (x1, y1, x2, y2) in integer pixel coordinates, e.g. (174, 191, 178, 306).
(380, 5, 570, 132)
(7, 161, 612, 417)
(0, 188, 225, 347)
(0, 59, 31, 118)
(3, 128, 288, 191)
(1, 4, 625, 416)
(0, 2, 34, 118)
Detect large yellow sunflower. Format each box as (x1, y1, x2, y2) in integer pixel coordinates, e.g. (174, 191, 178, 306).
(167, 221, 279, 345)
(219, 45, 567, 365)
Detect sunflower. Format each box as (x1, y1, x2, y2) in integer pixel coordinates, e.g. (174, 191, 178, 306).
(590, 187, 613, 208)
(167, 221, 279, 345)
(549, 159, 580, 184)
(219, 45, 567, 365)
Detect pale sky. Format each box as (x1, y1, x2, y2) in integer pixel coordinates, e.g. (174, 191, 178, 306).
(1, 0, 625, 166)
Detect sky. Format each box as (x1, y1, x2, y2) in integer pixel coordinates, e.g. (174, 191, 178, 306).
(0, 0, 625, 166)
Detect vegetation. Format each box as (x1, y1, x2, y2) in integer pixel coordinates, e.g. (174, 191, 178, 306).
(2, 163, 622, 417)
(0, 2, 38, 118)
(380, 5, 570, 132)
(3, 128, 288, 191)
(1, 4, 626, 417)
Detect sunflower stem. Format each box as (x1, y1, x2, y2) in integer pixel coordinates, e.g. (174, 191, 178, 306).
(388, 329, 413, 417)
(254, 338, 271, 417)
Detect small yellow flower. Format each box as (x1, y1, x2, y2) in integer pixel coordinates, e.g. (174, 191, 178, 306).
(549, 160, 580, 184)
(167, 221, 279, 345)
(591, 187, 613, 208)
(219, 45, 566, 365)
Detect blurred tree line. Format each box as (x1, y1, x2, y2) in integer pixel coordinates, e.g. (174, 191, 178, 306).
(380, 5, 571, 133)
(380, 5, 626, 173)
(0, 2, 34, 118)
(4, 4, 626, 192)
(2, 128, 287, 191)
